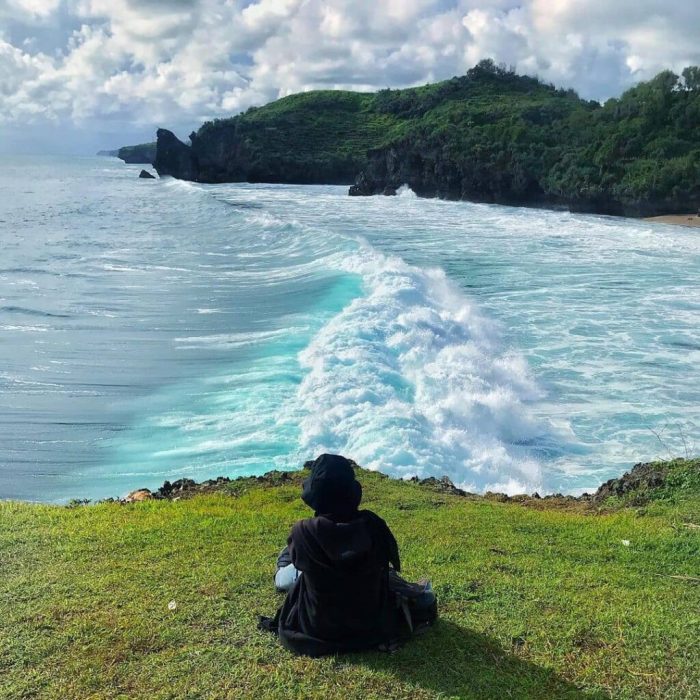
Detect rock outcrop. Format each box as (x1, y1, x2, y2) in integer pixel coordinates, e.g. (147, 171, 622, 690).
(125, 489, 154, 502)
(138, 169, 156, 179)
(592, 461, 671, 504)
(118, 143, 157, 164)
(153, 121, 364, 185)
(153, 129, 197, 180)
(349, 142, 700, 217)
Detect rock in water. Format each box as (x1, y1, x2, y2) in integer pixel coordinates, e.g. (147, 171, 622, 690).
(139, 169, 156, 179)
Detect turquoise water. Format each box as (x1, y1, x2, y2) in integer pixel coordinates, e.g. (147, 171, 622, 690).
(1, 156, 698, 501)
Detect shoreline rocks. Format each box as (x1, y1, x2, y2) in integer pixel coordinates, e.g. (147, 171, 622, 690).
(591, 461, 671, 505)
(347, 143, 700, 218)
(117, 459, 696, 511)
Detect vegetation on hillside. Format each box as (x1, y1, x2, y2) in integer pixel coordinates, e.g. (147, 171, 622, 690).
(157, 61, 700, 215)
(118, 142, 157, 164)
(351, 61, 700, 214)
(190, 91, 398, 183)
(2, 459, 699, 699)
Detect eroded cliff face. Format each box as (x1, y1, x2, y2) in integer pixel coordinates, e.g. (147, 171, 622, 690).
(153, 116, 367, 185)
(349, 143, 700, 218)
(117, 143, 157, 164)
(153, 127, 251, 183)
(153, 130, 197, 181)
(349, 144, 558, 207)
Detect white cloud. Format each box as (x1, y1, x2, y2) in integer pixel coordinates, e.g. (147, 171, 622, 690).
(3, 0, 62, 20)
(0, 0, 699, 147)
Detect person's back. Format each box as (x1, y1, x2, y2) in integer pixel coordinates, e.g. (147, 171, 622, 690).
(281, 509, 399, 654)
(262, 454, 436, 657)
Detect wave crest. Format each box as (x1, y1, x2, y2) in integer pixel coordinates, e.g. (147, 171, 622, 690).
(292, 244, 552, 494)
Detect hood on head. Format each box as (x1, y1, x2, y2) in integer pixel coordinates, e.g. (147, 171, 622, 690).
(301, 454, 362, 516)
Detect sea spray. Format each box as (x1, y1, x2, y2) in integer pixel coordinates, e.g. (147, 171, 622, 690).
(292, 243, 550, 494)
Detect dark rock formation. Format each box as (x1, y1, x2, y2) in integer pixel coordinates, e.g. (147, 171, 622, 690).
(153, 124, 362, 185)
(349, 144, 700, 217)
(409, 475, 473, 497)
(153, 129, 197, 180)
(592, 461, 670, 505)
(157, 478, 199, 498)
(118, 143, 157, 164)
(139, 169, 155, 179)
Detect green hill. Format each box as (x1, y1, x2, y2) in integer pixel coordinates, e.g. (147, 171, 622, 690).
(351, 62, 700, 216)
(157, 91, 400, 184)
(154, 61, 700, 216)
(2, 458, 699, 699)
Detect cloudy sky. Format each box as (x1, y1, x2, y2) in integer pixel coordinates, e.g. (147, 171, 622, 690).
(1, 0, 698, 154)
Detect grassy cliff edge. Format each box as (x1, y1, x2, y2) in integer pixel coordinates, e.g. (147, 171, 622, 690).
(2, 458, 699, 699)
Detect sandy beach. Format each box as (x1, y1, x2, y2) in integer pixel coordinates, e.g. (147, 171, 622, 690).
(645, 213, 700, 227)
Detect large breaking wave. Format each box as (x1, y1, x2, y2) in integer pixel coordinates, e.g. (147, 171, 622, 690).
(291, 242, 551, 494)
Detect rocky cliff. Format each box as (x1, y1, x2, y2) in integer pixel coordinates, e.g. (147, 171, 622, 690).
(154, 124, 368, 184)
(155, 61, 700, 217)
(348, 142, 700, 217)
(153, 130, 196, 180)
(118, 142, 157, 164)
(154, 90, 391, 184)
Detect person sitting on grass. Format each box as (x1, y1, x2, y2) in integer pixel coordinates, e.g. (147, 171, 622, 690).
(259, 454, 437, 656)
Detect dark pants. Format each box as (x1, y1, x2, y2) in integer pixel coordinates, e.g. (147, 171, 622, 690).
(274, 547, 436, 609)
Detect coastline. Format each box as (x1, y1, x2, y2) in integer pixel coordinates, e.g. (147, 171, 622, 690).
(644, 213, 700, 228)
(113, 457, 694, 512)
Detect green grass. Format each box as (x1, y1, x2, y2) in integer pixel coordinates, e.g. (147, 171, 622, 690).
(2, 463, 699, 699)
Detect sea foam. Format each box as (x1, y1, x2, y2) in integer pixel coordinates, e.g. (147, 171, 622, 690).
(5, 160, 697, 502)
(290, 242, 551, 494)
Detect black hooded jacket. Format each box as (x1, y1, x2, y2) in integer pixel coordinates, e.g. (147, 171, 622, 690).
(275, 455, 402, 656)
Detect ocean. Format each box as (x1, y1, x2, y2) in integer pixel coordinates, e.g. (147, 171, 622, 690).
(1, 155, 698, 502)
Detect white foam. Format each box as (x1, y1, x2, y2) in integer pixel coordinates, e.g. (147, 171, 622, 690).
(173, 326, 309, 350)
(286, 243, 555, 494)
